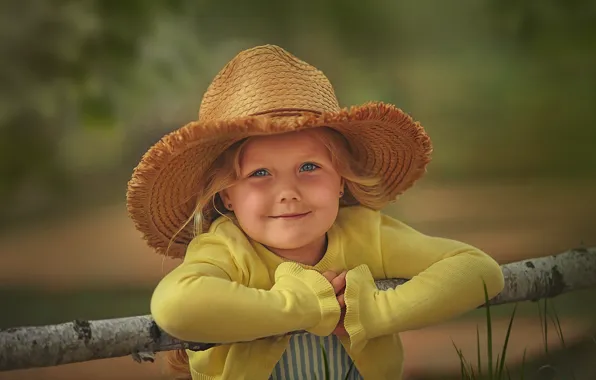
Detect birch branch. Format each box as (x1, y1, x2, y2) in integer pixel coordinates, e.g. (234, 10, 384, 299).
(1, 247, 595, 371)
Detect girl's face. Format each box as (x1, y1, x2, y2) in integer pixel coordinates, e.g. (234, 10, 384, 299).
(220, 130, 343, 257)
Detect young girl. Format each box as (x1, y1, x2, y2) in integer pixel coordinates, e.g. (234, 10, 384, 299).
(126, 45, 505, 380)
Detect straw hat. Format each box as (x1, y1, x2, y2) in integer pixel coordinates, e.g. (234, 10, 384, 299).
(126, 44, 432, 258)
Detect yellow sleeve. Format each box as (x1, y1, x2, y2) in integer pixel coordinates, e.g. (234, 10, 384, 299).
(343, 213, 504, 352)
(150, 233, 340, 344)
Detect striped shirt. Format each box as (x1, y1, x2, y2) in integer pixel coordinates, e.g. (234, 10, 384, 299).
(269, 332, 363, 380)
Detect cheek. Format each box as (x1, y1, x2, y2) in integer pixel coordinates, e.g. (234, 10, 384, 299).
(228, 184, 268, 216)
(302, 177, 341, 208)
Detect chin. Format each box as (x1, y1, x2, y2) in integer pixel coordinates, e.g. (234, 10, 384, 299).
(265, 240, 306, 251)
(264, 234, 319, 251)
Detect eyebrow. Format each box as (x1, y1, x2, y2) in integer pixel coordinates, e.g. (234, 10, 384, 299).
(240, 151, 328, 171)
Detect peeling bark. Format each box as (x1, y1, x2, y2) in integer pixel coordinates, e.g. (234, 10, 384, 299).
(1, 247, 595, 371)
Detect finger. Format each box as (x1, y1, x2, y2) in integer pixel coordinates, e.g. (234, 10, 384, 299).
(331, 271, 347, 293)
(337, 293, 345, 308)
(331, 270, 346, 287)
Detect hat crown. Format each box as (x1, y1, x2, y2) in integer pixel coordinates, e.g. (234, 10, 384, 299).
(198, 45, 341, 121)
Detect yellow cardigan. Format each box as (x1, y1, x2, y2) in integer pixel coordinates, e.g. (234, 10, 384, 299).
(151, 206, 505, 379)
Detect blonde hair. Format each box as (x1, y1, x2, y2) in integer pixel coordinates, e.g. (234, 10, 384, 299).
(163, 127, 382, 379)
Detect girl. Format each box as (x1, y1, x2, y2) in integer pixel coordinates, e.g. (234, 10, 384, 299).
(126, 45, 505, 380)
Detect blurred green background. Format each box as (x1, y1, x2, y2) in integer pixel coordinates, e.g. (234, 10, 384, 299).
(0, 0, 595, 379)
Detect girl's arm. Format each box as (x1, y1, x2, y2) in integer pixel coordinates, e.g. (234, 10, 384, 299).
(343, 214, 505, 353)
(151, 234, 340, 344)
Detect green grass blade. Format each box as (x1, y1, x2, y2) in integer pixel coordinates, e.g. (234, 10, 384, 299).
(537, 299, 544, 347)
(458, 347, 467, 379)
(460, 360, 466, 379)
(482, 281, 494, 380)
(452, 340, 471, 379)
(476, 325, 482, 378)
(543, 299, 549, 354)
(548, 301, 566, 348)
(520, 348, 527, 380)
(497, 303, 517, 379)
(548, 302, 576, 380)
(320, 343, 330, 380)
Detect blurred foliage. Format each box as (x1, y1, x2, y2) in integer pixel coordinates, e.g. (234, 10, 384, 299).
(0, 0, 173, 225)
(0, 286, 152, 328)
(0, 0, 595, 228)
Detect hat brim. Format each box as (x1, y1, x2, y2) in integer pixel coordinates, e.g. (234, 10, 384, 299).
(126, 102, 432, 258)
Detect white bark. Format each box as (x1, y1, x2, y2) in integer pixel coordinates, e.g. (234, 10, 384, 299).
(1, 247, 595, 371)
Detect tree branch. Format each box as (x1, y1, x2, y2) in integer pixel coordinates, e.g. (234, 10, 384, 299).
(1, 247, 595, 371)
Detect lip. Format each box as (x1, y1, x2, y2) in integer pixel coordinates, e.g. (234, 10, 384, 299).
(270, 212, 311, 219)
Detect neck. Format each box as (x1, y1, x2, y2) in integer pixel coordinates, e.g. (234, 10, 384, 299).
(267, 234, 327, 266)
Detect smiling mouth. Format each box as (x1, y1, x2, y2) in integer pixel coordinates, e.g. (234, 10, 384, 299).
(270, 212, 311, 219)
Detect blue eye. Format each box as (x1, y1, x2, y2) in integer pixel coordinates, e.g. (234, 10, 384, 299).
(250, 169, 270, 177)
(299, 163, 320, 172)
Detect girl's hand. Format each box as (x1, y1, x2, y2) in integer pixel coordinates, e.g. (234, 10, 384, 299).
(322, 270, 347, 295)
(322, 270, 349, 336)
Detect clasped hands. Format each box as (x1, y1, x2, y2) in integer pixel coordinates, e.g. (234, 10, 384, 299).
(322, 270, 348, 337)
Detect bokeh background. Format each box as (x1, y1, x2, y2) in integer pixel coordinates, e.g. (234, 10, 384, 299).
(1, 0, 595, 379)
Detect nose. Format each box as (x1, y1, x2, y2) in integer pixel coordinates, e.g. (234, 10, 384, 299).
(279, 193, 300, 203)
(277, 181, 301, 203)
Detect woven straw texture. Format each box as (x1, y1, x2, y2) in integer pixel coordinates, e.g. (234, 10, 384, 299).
(126, 45, 433, 258)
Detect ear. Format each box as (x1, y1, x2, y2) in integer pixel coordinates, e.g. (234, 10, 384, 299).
(219, 190, 232, 210)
